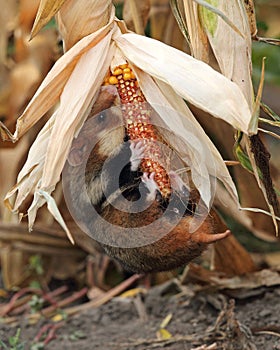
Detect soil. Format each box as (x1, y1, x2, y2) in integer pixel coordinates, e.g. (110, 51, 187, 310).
(1, 280, 280, 350)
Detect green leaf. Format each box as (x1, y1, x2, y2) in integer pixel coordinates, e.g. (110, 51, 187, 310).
(195, 0, 244, 37)
(261, 103, 280, 122)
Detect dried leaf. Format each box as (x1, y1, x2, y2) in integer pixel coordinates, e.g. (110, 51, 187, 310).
(120, 288, 147, 298)
(197, 0, 254, 107)
(258, 128, 280, 142)
(170, 0, 192, 52)
(261, 103, 280, 122)
(160, 313, 173, 329)
(187, 265, 280, 291)
(5, 114, 55, 213)
(31, 0, 68, 39)
(0, 23, 113, 142)
(0, 138, 29, 221)
(116, 33, 252, 133)
(157, 328, 172, 340)
(214, 181, 278, 242)
(242, 0, 257, 37)
(133, 66, 239, 207)
(181, 0, 210, 61)
(249, 57, 265, 134)
(247, 136, 280, 235)
(40, 34, 113, 190)
(259, 118, 280, 128)
(37, 189, 74, 244)
(123, 0, 150, 35)
(212, 269, 280, 290)
(51, 314, 64, 322)
(56, 0, 114, 50)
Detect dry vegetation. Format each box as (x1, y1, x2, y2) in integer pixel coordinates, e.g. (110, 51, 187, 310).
(0, 0, 279, 349)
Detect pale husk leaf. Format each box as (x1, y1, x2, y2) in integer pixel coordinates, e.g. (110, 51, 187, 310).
(40, 33, 114, 191)
(56, 0, 114, 50)
(38, 189, 74, 244)
(182, 0, 209, 61)
(0, 23, 113, 142)
(26, 35, 114, 229)
(133, 65, 239, 207)
(31, 0, 68, 39)
(0, 138, 30, 222)
(116, 33, 252, 133)
(198, 0, 254, 109)
(12, 113, 56, 212)
(8, 29, 115, 230)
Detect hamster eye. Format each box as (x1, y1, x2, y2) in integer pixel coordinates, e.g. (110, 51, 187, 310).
(98, 113, 106, 123)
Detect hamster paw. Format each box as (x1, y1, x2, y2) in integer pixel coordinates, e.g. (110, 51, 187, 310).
(142, 172, 159, 202)
(130, 140, 146, 171)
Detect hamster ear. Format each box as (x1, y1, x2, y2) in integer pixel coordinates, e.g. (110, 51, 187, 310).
(68, 148, 83, 166)
(68, 138, 89, 167)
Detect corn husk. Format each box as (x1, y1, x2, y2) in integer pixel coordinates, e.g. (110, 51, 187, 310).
(116, 33, 252, 133)
(2, 0, 258, 235)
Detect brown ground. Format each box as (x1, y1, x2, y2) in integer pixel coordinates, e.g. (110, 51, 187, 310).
(1, 279, 280, 350)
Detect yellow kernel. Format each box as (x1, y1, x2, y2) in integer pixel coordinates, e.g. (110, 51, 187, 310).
(123, 73, 131, 80)
(120, 63, 128, 69)
(113, 68, 123, 76)
(123, 68, 131, 74)
(109, 76, 118, 85)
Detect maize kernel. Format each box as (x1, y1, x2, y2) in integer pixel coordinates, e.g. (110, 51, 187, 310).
(105, 63, 171, 197)
(113, 68, 123, 76)
(108, 76, 118, 85)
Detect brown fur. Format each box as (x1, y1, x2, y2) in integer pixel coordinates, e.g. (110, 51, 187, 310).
(65, 86, 230, 273)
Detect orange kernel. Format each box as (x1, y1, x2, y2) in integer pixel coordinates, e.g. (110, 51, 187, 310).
(109, 76, 118, 85)
(123, 73, 131, 81)
(113, 68, 123, 76)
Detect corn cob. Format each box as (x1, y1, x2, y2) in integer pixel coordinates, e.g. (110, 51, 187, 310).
(104, 63, 171, 197)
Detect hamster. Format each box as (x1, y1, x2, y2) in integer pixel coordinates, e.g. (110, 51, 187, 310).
(64, 86, 230, 273)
